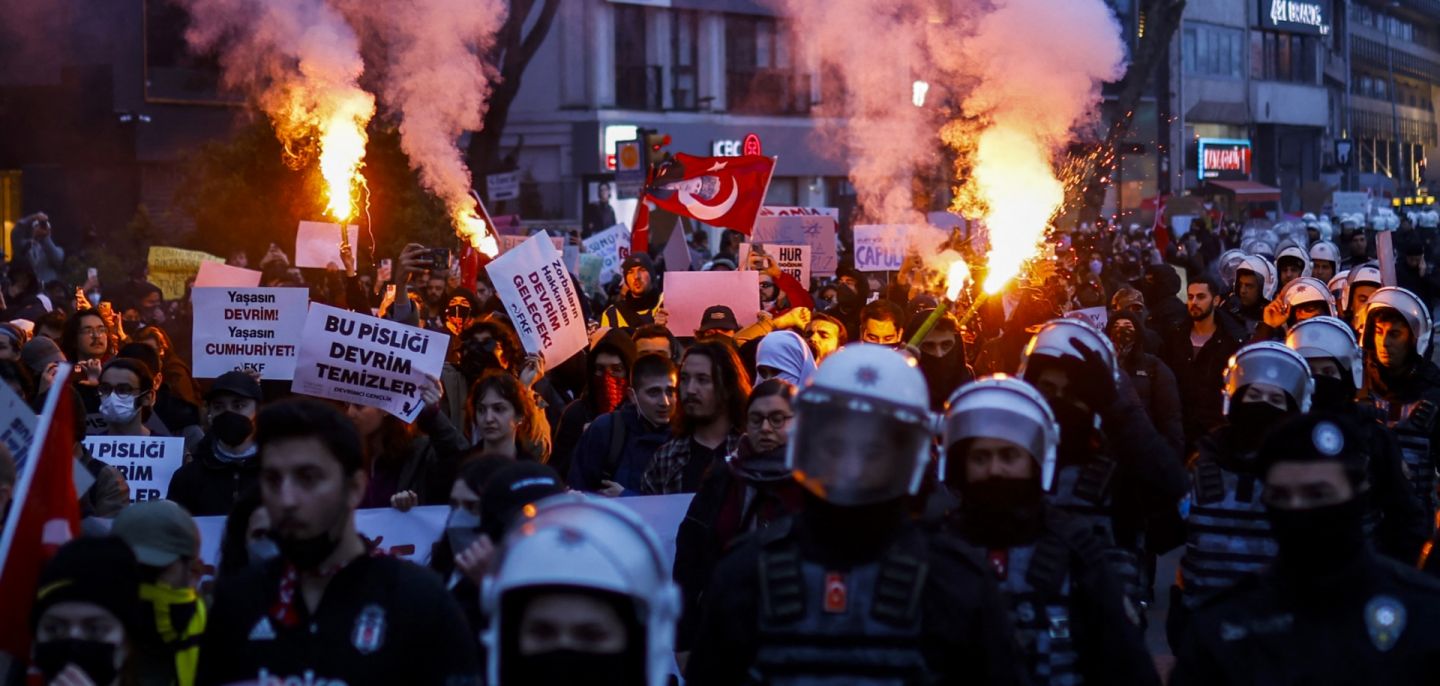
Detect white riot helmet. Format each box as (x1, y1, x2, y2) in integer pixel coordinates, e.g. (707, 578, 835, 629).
(1223, 342, 1314, 415)
(482, 494, 681, 686)
(1218, 249, 1249, 290)
(1328, 270, 1349, 302)
(1017, 318, 1121, 386)
(1237, 255, 1278, 300)
(786, 344, 933, 506)
(1278, 277, 1336, 318)
(943, 375, 1060, 491)
(1286, 316, 1363, 389)
(1275, 245, 1313, 280)
(1343, 263, 1384, 315)
(1317, 218, 1334, 241)
(1357, 286, 1435, 358)
(1420, 209, 1440, 229)
(1309, 241, 1340, 266)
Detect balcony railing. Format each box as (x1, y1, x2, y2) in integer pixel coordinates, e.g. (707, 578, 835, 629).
(726, 69, 812, 115)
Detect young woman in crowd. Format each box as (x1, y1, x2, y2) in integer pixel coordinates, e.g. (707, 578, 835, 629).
(466, 370, 552, 463)
(349, 377, 470, 509)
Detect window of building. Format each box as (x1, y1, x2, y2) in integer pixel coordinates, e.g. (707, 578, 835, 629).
(1183, 23, 1244, 78)
(1251, 30, 1319, 84)
(615, 4, 658, 110)
(671, 10, 700, 110)
(725, 15, 808, 115)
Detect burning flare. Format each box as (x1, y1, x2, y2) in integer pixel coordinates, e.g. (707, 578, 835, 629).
(313, 93, 373, 222)
(973, 124, 1064, 294)
(945, 257, 972, 301)
(455, 201, 499, 257)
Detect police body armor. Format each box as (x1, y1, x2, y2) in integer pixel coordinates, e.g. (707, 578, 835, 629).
(1367, 395, 1439, 514)
(988, 535, 1084, 686)
(1178, 453, 1276, 608)
(752, 522, 933, 686)
(1047, 459, 1144, 607)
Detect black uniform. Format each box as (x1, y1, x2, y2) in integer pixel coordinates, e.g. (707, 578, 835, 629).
(950, 506, 1160, 685)
(686, 507, 1028, 686)
(1172, 549, 1440, 685)
(196, 552, 480, 686)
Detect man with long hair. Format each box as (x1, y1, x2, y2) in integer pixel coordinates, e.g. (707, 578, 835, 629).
(639, 340, 750, 494)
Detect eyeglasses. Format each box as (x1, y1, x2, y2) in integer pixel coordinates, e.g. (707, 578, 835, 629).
(80, 326, 107, 338)
(748, 412, 793, 429)
(97, 383, 142, 397)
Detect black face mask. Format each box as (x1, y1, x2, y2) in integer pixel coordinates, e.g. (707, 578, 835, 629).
(458, 338, 501, 381)
(1050, 401, 1096, 450)
(1268, 497, 1366, 572)
(958, 476, 1045, 548)
(210, 411, 254, 447)
(1229, 402, 1290, 446)
(919, 346, 967, 410)
(1312, 375, 1355, 412)
(508, 649, 639, 686)
(33, 639, 119, 686)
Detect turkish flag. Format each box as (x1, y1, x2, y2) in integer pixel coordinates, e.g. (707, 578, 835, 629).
(0, 380, 80, 660)
(645, 154, 774, 235)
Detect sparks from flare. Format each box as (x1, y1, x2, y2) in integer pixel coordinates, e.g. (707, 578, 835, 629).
(967, 123, 1064, 294)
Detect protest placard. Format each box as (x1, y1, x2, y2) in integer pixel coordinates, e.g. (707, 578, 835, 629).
(83, 435, 185, 503)
(759, 206, 840, 219)
(663, 271, 760, 336)
(740, 243, 811, 286)
(583, 224, 630, 286)
(0, 380, 35, 467)
(853, 225, 908, 272)
(292, 304, 449, 422)
(487, 170, 521, 202)
(191, 287, 310, 380)
(751, 215, 837, 276)
(499, 233, 563, 254)
(294, 221, 360, 269)
(194, 261, 262, 289)
(1332, 191, 1370, 217)
(1065, 306, 1108, 332)
(147, 247, 224, 301)
(489, 233, 589, 366)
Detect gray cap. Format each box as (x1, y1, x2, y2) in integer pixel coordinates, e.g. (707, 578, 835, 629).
(19, 337, 63, 376)
(111, 500, 200, 568)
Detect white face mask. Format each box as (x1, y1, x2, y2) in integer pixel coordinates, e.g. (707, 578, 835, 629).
(99, 392, 140, 426)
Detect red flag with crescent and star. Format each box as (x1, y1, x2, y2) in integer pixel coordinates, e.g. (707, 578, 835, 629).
(630, 153, 775, 254)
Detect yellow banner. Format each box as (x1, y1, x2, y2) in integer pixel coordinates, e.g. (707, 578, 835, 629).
(147, 246, 223, 301)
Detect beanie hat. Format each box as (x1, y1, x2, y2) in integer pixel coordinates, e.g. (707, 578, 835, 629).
(20, 336, 64, 376)
(30, 537, 141, 632)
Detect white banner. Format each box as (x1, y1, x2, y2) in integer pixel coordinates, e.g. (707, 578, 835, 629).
(489, 233, 588, 366)
(1065, 306, 1109, 332)
(1332, 191, 1370, 217)
(751, 215, 837, 277)
(0, 380, 36, 463)
(853, 224, 909, 272)
(583, 224, 631, 286)
(487, 170, 521, 202)
(194, 262, 262, 289)
(189, 494, 696, 590)
(294, 221, 360, 270)
(759, 205, 840, 219)
(83, 435, 185, 503)
(741, 243, 811, 286)
(191, 288, 310, 380)
(292, 304, 449, 422)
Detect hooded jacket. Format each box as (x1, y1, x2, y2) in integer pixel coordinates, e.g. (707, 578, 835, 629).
(755, 331, 816, 387)
(567, 403, 672, 494)
(1108, 309, 1184, 454)
(550, 328, 639, 480)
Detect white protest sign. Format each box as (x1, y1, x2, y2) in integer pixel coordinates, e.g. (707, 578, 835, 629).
(759, 206, 840, 219)
(488, 233, 589, 366)
(1065, 306, 1108, 332)
(663, 271, 760, 336)
(1332, 191, 1370, 217)
(191, 287, 310, 380)
(487, 170, 521, 202)
(499, 233, 564, 254)
(83, 436, 185, 503)
(292, 304, 449, 422)
(194, 261, 262, 289)
(0, 380, 36, 464)
(583, 224, 631, 285)
(740, 243, 812, 286)
(188, 493, 698, 593)
(751, 215, 837, 277)
(294, 221, 360, 269)
(853, 225, 909, 272)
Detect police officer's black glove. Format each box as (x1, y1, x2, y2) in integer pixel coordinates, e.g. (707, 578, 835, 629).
(1069, 337, 1119, 411)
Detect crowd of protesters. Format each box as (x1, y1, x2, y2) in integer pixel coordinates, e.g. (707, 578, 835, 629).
(6, 201, 1440, 686)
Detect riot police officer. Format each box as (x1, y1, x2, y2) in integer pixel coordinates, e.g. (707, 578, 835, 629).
(483, 494, 680, 686)
(1172, 413, 1440, 685)
(686, 345, 1026, 685)
(1357, 286, 1440, 522)
(1286, 316, 1430, 563)
(1167, 342, 1311, 650)
(943, 376, 1159, 685)
(1017, 319, 1189, 613)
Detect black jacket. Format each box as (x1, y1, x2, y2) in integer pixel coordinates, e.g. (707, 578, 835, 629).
(1173, 549, 1440, 685)
(167, 436, 258, 517)
(1163, 316, 1243, 450)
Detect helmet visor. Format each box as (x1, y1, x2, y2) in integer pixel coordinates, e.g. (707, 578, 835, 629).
(791, 402, 929, 506)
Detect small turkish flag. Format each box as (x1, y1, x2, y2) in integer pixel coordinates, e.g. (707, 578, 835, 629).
(645, 154, 775, 235)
